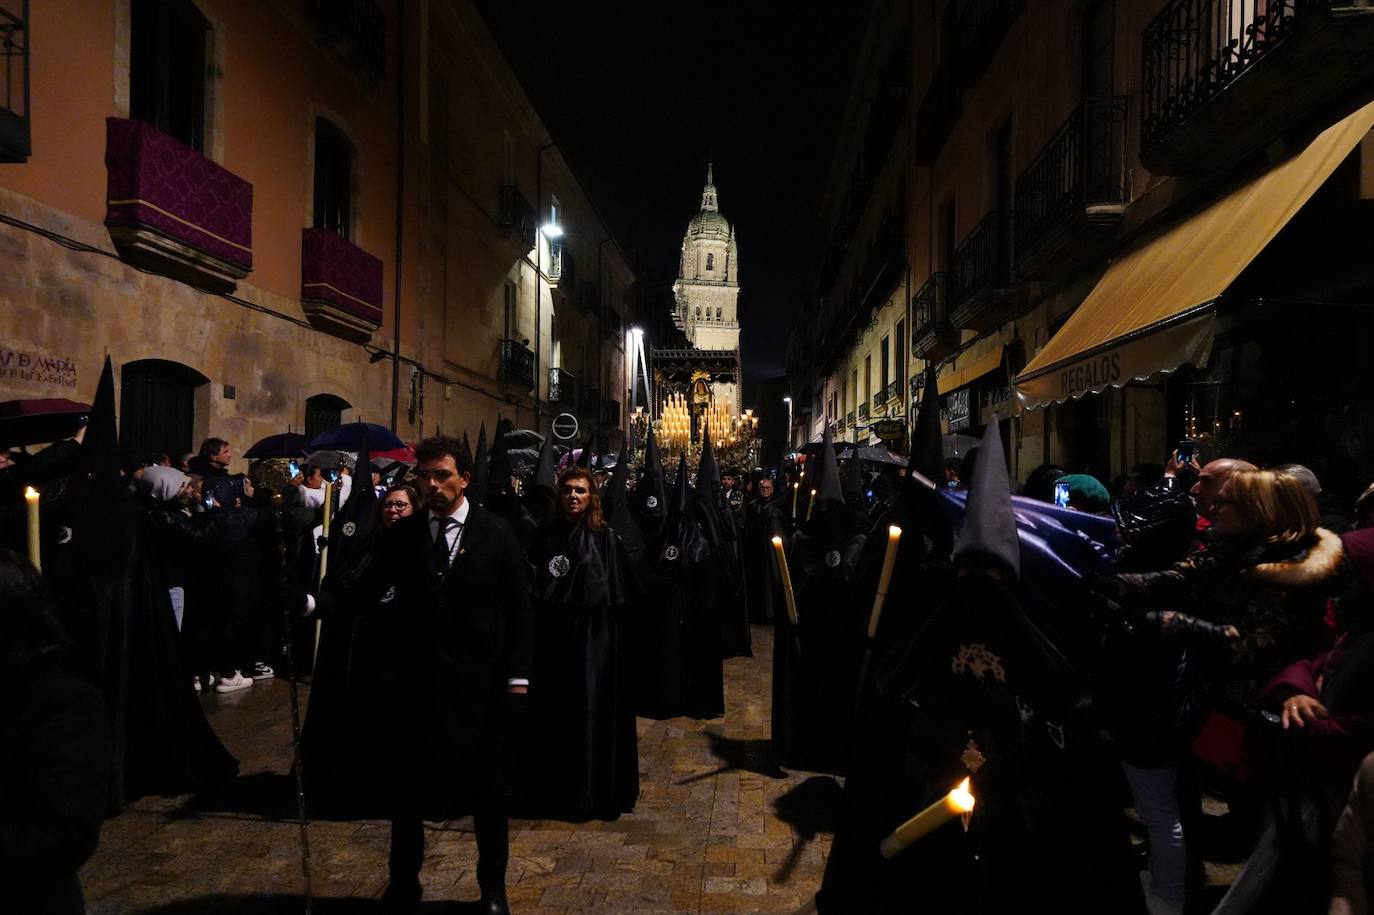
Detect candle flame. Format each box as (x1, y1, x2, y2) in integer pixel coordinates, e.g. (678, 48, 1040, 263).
(889, 524, 902, 538)
(950, 777, 976, 813)
(771, 535, 784, 547)
(24, 486, 39, 499)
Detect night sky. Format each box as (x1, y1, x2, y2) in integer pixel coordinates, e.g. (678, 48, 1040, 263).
(475, 2, 870, 405)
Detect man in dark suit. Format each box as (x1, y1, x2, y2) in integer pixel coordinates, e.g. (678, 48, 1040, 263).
(369, 434, 532, 914)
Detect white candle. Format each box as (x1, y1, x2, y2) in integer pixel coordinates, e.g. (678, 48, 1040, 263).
(867, 526, 902, 639)
(879, 778, 976, 859)
(25, 486, 41, 572)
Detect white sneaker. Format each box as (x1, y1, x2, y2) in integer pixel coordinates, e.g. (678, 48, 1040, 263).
(251, 661, 275, 680)
(215, 671, 254, 693)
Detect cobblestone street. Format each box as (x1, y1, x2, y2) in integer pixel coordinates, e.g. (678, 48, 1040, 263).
(80, 625, 832, 914)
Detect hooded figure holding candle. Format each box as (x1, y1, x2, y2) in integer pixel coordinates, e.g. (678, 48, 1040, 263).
(817, 419, 1136, 912)
(771, 427, 870, 774)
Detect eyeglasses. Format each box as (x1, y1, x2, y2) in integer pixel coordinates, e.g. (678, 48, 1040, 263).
(382, 501, 412, 511)
(415, 469, 455, 482)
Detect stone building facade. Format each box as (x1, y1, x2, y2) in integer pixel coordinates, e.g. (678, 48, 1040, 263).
(788, 0, 1374, 499)
(0, 0, 631, 468)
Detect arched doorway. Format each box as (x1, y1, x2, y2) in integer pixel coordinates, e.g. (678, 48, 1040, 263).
(305, 393, 351, 439)
(120, 359, 208, 459)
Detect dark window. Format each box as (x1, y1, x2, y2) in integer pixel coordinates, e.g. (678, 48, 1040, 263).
(706, 252, 715, 271)
(305, 393, 350, 439)
(119, 359, 206, 459)
(503, 280, 518, 340)
(0, 1, 31, 162)
(130, 0, 208, 151)
(314, 118, 353, 238)
(1082, 0, 1116, 98)
(880, 335, 890, 391)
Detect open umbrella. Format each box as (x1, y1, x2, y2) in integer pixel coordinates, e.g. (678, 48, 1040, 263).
(373, 444, 416, 464)
(244, 432, 310, 459)
(502, 429, 545, 450)
(304, 450, 350, 471)
(307, 422, 404, 452)
(0, 398, 90, 447)
(836, 444, 906, 466)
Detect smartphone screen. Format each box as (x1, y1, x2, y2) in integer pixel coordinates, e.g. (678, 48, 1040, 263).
(1176, 442, 1198, 463)
(288, 461, 300, 478)
(1053, 480, 1071, 508)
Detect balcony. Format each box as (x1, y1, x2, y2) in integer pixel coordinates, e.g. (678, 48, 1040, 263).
(0, 1, 29, 162)
(308, 0, 385, 81)
(846, 410, 857, 429)
(880, 380, 901, 408)
(549, 240, 577, 289)
(580, 385, 601, 419)
(602, 398, 620, 428)
(948, 211, 1017, 332)
(498, 185, 537, 253)
(497, 339, 535, 388)
(1141, 0, 1374, 176)
(300, 228, 384, 340)
(858, 402, 870, 423)
(951, 0, 1024, 87)
(915, 59, 961, 165)
(549, 367, 575, 406)
(910, 273, 959, 360)
(854, 210, 905, 322)
(104, 117, 252, 291)
(1015, 96, 1129, 282)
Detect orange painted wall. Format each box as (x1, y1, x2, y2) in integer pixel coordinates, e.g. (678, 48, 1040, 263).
(0, 0, 411, 341)
(2, 0, 115, 226)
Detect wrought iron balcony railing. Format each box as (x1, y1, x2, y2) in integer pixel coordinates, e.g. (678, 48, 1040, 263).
(0, 0, 29, 162)
(858, 402, 870, 422)
(1142, 0, 1308, 155)
(549, 367, 575, 406)
(498, 185, 537, 253)
(497, 339, 535, 387)
(846, 410, 857, 429)
(881, 381, 901, 406)
(549, 240, 577, 288)
(911, 272, 958, 359)
(1015, 96, 1129, 258)
(949, 211, 1014, 310)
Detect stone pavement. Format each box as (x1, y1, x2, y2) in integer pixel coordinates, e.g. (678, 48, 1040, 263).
(80, 625, 833, 914)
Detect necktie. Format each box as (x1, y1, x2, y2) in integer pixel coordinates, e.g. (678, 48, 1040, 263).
(432, 517, 455, 574)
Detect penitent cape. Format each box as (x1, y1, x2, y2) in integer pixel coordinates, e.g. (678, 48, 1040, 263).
(524, 514, 639, 820)
(632, 424, 669, 543)
(772, 427, 869, 774)
(45, 357, 237, 808)
(696, 428, 751, 658)
(633, 454, 726, 721)
(817, 420, 1136, 912)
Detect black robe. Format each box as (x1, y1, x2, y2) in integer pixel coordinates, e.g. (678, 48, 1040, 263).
(817, 573, 1137, 912)
(525, 518, 639, 819)
(42, 478, 238, 808)
(772, 512, 869, 774)
(634, 498, 726, 721)
(696, 490, 752, 659)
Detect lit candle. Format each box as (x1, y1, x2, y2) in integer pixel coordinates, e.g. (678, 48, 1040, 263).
(878, 778, 976, 859)
(24, 486, 41, 572)
(867, 525, 902, 639)
(791, 481, 799, 518)
(805, 488, 816, 522)
(770, 535, 799, 626)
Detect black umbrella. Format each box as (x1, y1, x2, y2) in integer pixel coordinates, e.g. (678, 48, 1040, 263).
(836, 444, 906, 466)
(244, 432, 310, 459)
(307, 422, 404, 452)
(502, 429, 545, 450)
(0, 398, 90, 448)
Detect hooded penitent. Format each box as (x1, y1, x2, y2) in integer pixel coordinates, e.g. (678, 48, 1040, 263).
(632, 454, 725, 720)
(695, 427, 751, 658)
(302, 424, 382, 812)
(522, 428, 559, 535)
(46, 356, 238, 808)
(772, 427, 870, 773)
(485, 423, 521, 526)
(469, 423, 489, 507)
(818, 420, 1125, 913)
(602, 447, 643, 562)
(634, 424, 669, 541)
